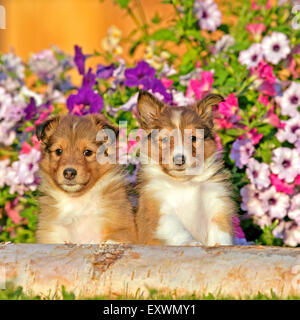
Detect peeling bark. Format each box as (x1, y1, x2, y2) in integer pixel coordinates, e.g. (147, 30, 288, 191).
(0, 243, 300, 298)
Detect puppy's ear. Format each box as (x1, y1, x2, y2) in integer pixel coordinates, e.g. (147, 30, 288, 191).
(36, 116, 60, 143)
(195, 94, 224, 127)
(90, 114, 119, 144)
(137, 90, 164, 127)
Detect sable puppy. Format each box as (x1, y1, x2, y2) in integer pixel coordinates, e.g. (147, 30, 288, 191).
(36, 114, 137, 244)
(135, 90, 236, 246)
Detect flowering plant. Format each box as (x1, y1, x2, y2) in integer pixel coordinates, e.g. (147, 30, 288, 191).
(0, 0, 300, 245)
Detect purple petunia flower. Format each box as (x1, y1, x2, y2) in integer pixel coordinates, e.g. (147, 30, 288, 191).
(67, 68, 103, 115)
(230, 138, 254, 169)
(96, 63, 115, 79)
(124, 61, 156, 88)
(67, 86, 103, 115)
(74, 45, 86, 75)
(147, 78, 173, 104)
(24, 98, 37, 121)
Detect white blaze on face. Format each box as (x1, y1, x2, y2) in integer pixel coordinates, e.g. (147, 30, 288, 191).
(171, 110, 185, 165)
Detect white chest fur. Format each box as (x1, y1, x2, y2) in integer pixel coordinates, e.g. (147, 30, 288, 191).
(144, 165, 231, 245)
(49, 181, 108, 244)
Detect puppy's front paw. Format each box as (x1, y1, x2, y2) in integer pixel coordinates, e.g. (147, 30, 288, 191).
(182, 240, 203, 247)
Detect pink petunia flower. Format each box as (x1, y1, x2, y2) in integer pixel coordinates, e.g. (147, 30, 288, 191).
(246, 23, 266, 40)
(243, 128, 263, 145)
(218, 93, 238, 117)
(246, 158, 270, 190)
(270, 173, 295, 195)
(259, 186, 290, 219)
(161, 77, 173, 89)
(255, 60, 276, 84)
(185, 71, 214, 100)
(4, 199, 22, 224)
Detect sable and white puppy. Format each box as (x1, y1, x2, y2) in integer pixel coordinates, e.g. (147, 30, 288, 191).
(135, 91, 236, 246)
(36, 114, 137, 244)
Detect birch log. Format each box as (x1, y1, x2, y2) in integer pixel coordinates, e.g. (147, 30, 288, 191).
(1, 243, 300, 298)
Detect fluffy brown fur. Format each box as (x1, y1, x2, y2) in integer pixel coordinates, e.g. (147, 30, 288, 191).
(135, 91, 236, 246)
(36, 114, 137, 244)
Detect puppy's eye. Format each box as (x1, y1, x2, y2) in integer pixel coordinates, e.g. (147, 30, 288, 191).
(83, 150, 93, 157)
(161, 137, 169, 143)
(189, 136, 197, 142)
(55, 149, 63, 156)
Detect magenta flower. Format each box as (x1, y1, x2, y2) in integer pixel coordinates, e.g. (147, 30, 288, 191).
(255, 60, 276, 84)
(193, 0, 222, 31)
(218, 93, 238, 117)
(270, 173, 296, 195)
(186, 71, 214, 100)
(246, 158, 270, 190)
(230, 138, 254, 169)
(259, 186, 290, 219)
(124, 61, 156, 88)
(248, 128, 263, 145)
(233, 215, 245, 239)
(239, 43, 263, 69)
(270, 147, 300, 183)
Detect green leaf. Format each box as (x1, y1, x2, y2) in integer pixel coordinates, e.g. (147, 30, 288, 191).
(149, 29, 177, 42)
(151, 12, 161, 24)
(115, 0, 130, 9)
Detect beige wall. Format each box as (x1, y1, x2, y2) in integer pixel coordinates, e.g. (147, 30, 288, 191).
(0, 0, 173, 61)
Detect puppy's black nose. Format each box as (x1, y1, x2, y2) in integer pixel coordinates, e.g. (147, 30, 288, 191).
(63, 168, 77, 180)
(173, 154, 186, 166)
